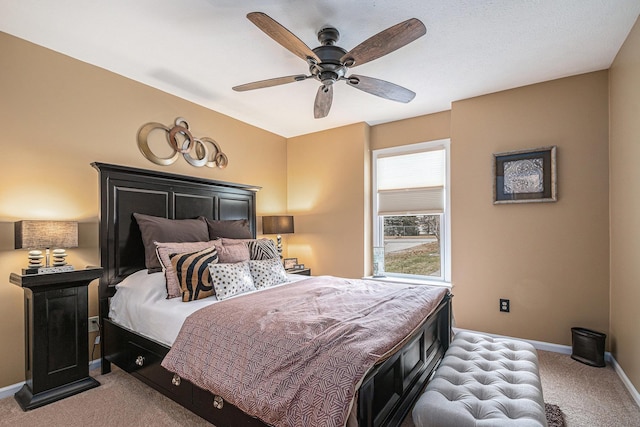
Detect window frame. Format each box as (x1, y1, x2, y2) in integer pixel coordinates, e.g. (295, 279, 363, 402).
(372, 139, 451, 285)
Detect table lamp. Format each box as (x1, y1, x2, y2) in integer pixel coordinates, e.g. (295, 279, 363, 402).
(262, 215, 294, 258)
(15, 220, 78, 274)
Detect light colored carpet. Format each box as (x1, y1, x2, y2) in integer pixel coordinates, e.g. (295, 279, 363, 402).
(537, 350, 640, 427)
(0, 350, 638, 426)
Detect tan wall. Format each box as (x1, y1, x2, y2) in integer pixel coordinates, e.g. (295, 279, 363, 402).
(610, 16, 640, 392)
(367, 75, 610, 349)
(450, 71, 610, 345)
(370, 110, 451, 150)
(287, 123, 370, 278)
(0, 33, 287, 388)
(1, 27, 632, 394)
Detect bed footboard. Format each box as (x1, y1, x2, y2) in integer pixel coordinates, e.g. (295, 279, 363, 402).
(103, 292, 451, 427)
(358, 292, 452, 427)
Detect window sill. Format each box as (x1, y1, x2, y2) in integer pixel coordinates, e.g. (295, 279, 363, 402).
(362, 276, 452, 289)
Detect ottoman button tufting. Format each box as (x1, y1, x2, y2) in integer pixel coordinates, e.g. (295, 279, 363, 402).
(412, 331, 547, 427)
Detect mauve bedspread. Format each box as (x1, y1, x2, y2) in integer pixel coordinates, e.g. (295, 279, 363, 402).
(161, 276, 448, 427)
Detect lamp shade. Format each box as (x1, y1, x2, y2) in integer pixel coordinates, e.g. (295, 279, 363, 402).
(15, 220, 79, 249)
(262, 216, 294, 235)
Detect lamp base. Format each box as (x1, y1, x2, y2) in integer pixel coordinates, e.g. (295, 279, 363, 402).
(276, 234, 283, 259)
(23, 265, 75, 275)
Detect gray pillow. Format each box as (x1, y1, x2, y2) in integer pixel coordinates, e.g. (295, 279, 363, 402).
(205, 218, 252, 239)
(133, 213, 209, 272)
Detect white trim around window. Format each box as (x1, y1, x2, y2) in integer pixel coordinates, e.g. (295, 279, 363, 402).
(372, 139, 451, 285)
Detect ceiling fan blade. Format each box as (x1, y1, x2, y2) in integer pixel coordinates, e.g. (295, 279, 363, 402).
(314, 84, 333, 118)
(233, 75, 308, 92)
(247, 12, 320, 64)
(340, 18, 426, 68)
(345, 75, 416, 103)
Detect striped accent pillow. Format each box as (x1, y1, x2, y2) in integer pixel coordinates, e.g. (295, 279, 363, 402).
(156, 240, 219, 298)
(246, 238, 279, 260)
(169, 246, 219, 302)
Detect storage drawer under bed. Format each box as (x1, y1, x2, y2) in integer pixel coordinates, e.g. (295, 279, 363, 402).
(103, 319, 192, 405)
(104, 319, 269, 427)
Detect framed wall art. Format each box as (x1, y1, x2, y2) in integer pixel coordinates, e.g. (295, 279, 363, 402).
(283, 258, 298, 270)
(493, 146, 557, 204)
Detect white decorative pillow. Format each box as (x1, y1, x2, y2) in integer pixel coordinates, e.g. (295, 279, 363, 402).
(208, 261, 256, 300)
(248, 258, 288, 289)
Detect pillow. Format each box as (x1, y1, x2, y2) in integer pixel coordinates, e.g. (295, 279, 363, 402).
(205, 218, 252, 239)
(248, 258, 288, 289)
(156, 240, 219, 298)
(246, 238, 280, 260)
(133, 213, 209, 272)
(169, 246, 219, 302)
(113, 269, 167, 302)
(216, 239, 251, 263)
(209, 261, 256, 300)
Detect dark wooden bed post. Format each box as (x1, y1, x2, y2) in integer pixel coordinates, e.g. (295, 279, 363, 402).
(94, 162, 112, 374)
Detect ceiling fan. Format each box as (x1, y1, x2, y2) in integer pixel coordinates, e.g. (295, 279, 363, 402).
(233, 12, 427, 119)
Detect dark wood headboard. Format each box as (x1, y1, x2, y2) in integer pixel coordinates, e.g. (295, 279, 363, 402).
(92, 162, 260, 322)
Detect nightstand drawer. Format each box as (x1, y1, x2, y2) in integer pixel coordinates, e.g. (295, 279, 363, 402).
(287, 268, 311, 276)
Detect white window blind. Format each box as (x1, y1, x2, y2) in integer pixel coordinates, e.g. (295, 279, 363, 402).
(376, 149, 445, 215)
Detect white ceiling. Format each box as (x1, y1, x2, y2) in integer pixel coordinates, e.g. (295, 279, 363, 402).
(1, 1, 639, 137)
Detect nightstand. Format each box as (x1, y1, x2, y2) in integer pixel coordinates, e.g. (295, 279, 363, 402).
(287, 268, 311, 276)
(9, 266, 103, 410)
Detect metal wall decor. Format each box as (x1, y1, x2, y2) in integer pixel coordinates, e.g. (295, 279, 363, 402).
(493, 146, 557, 204)
(137, 117, 228, 168)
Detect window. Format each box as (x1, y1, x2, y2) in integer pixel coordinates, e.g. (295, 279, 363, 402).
(372, 139, 450, 283)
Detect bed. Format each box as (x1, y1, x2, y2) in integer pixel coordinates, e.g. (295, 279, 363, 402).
(93, 162, 452, 427)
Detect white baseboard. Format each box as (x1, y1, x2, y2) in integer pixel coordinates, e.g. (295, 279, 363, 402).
(610, 355, 640, 408)
(89, 358, 102, 371)
(0, 381, 23, 400)
(0, 359, 103, 401)
(454, 328, 638, 408)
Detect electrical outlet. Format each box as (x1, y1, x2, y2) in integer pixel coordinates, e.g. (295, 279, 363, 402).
(88, 316, 100, 333)
(500, 299, 510, 313)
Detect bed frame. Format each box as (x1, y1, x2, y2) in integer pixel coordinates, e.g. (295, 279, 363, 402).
(93, 162, 452, 427)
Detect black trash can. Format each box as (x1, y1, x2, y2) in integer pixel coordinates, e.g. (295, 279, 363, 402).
(571, 327, 606, 367)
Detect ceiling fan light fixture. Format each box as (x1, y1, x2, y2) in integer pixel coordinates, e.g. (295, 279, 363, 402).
(319, 71, 339, 85)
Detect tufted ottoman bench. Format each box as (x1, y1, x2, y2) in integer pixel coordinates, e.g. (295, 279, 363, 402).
(412, 331, 547, 426)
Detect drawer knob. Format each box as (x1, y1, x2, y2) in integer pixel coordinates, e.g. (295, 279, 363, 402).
(171, 374, 181, 386)
(135, 355, 145, 366)
(213, 395, 224, 409)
